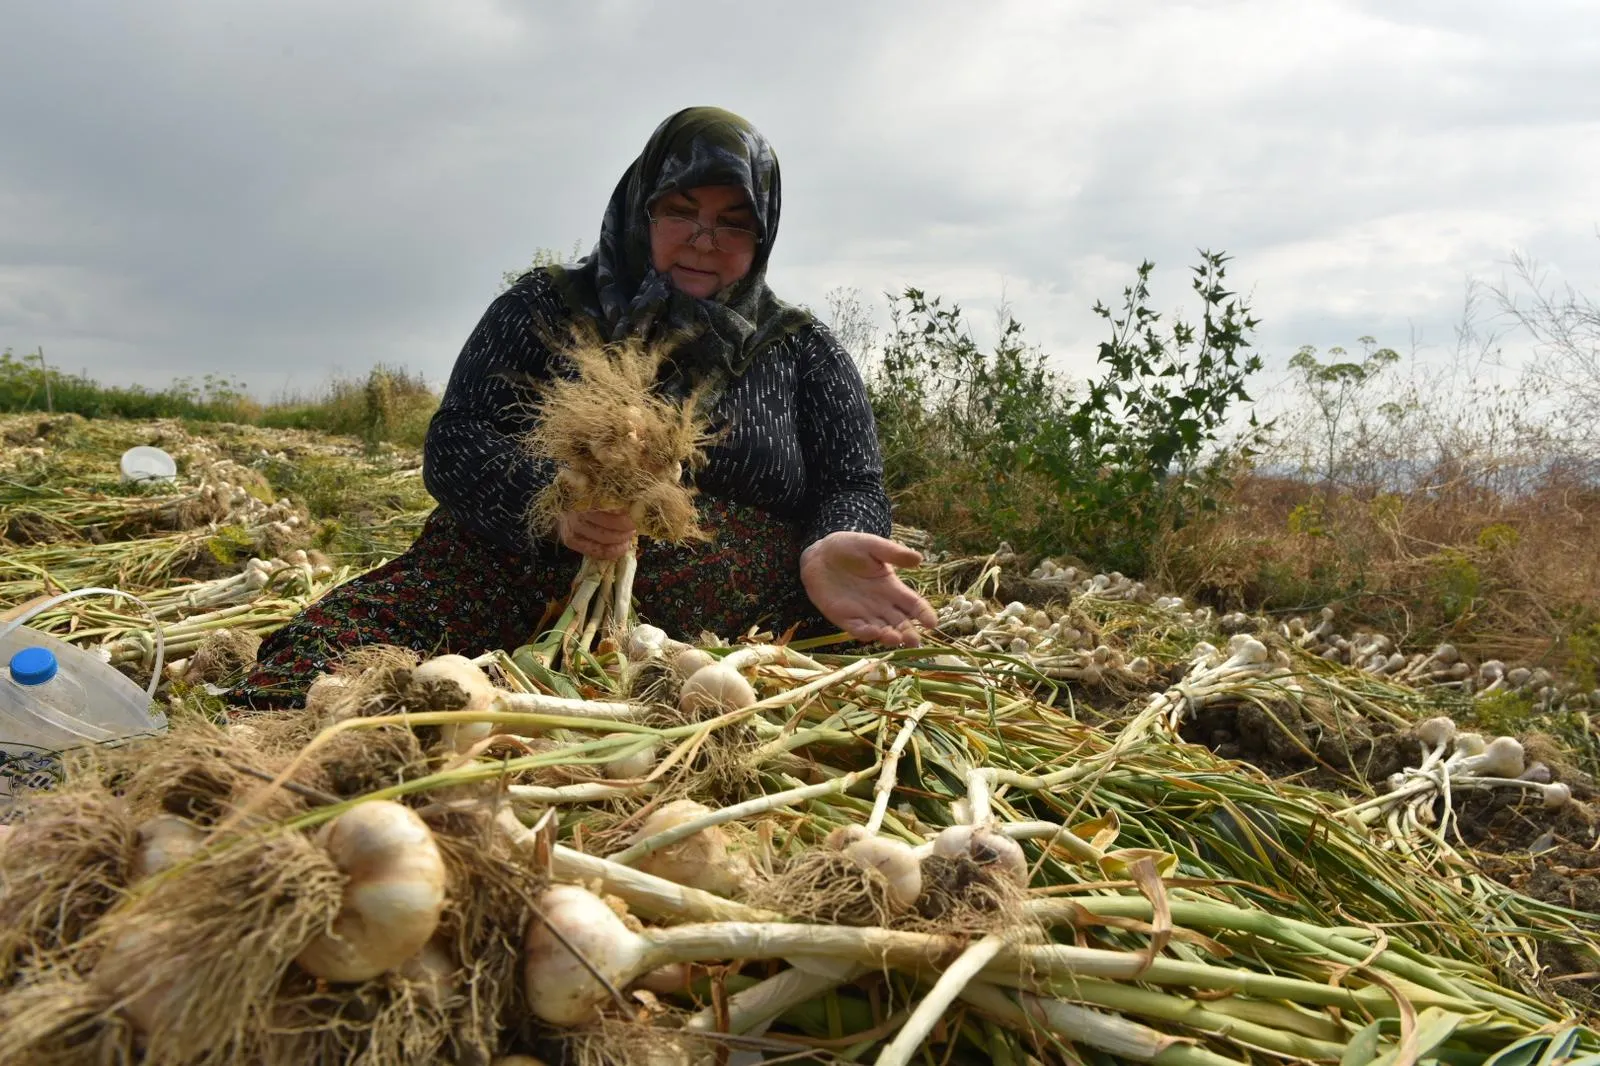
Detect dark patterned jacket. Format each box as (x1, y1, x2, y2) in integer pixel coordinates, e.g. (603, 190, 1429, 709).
(422, 270, 892, 558)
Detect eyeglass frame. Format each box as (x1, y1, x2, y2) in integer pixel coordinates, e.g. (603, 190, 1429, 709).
(646, 210, 762, 253)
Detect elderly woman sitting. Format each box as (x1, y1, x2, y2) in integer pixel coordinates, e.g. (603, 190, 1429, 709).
(238, 106, 934, 707)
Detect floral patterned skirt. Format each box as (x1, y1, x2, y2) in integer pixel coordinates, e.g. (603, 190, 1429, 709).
(234, 500, 829, 708)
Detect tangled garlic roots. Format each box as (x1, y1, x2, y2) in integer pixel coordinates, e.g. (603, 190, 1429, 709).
(431, 827, 539, 1059)
(111, 719, 308, 826)
(747, 850, 899, 928)
(84, 829, 345, 1064)
(0, 786, 136, 982)
(322, 646, 424, 719)
(310, 722, 430, 800)
(566, 1016, 717, 1066)
(624, 658, 681, 709)
(0, 963, 132, 1066)
(236, 817, 533, 1066)
(183, 628, 262, 686)
(521, 328, 713, 545)
(913, 854, 1030, 934)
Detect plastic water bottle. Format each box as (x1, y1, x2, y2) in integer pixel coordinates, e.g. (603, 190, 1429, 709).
(1, 596, 167, 814)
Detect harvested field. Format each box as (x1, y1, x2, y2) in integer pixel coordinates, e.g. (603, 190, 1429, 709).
(4, 414, 1600, 1064)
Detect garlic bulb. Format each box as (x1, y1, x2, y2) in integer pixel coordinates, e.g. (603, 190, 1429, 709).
(410, 655, 499, 750)
(1415, 716, 1456, 750)
(132, 815, 208, 880)
(825, 824, 870, 850)
(304, 673, 353, 717)
(1541, 782, 1573, 810)
(678, 662, 756, 715)
(93, 924, 195, 1038)
(296, 800, 448, 983)
(671, 647, 716, 679)
(932, 824, 1028, 887)
(603, 733, 658, 779)
(624, 624, 670, 662)
(1458, 736, 1526, 780)
(968, 829, 1028, 887)
(624, 800, 743, 896)
(397, 936, 458, 1008)
(841, 836, 923, 910)
(524, 884, 649, 1026)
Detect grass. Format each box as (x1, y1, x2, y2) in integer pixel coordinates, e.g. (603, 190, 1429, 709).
(1, 349, 439, 449)
(1151, 471, 1600, 678)
(0, 412, 434, 585)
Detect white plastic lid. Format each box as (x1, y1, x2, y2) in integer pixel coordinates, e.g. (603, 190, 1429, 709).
(120, 446, 178, 483)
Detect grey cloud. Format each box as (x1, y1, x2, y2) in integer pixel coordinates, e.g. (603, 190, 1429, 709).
(1, 0, 1596, 396)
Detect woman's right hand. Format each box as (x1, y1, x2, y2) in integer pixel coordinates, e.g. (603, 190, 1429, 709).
(558, 508, 637, 560)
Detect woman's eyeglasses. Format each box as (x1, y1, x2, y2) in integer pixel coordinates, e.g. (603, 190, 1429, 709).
(648, 212, 760, 253)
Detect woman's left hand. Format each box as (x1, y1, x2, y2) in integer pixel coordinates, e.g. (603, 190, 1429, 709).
(800, 531, 938, 648)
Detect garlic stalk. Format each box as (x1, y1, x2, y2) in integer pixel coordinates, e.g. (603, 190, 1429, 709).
(521, 885, 1419, 1028)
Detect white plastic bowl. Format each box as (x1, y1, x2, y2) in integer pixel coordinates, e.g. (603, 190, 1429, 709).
(119, 446, 178, 483)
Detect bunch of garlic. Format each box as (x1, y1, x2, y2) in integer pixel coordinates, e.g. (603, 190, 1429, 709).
(1344, 717, 1573, 850)
(1027, 561, 1155, 605)
(938, 597, 1089, 657)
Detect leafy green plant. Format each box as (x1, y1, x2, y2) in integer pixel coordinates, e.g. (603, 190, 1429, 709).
(1567, 623, 1600, 691)
(1428, 549, 1482, 624)
(868, 251, 1267, 573)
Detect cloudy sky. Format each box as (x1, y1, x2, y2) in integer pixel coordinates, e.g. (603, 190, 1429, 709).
(2, 0, 1597, 404)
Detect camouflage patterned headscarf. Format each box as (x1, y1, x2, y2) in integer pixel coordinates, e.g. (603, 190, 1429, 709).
(546, 107, 815, 403)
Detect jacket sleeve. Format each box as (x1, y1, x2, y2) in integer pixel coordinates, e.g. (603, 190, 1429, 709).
(793, 324, 894, 548)
(422, 277, 564, 555)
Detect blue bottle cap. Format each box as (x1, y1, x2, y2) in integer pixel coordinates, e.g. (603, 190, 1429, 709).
(9, 646, 59, 686)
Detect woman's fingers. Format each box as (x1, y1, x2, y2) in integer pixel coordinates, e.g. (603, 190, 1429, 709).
(584, 509, 637, 534)
(558, 511, 635, 559)
(873, 539, 923, 570)
(843, 611, 923, 649)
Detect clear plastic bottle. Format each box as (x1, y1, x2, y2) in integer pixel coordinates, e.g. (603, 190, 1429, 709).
(1, 587, 167, 816)
(1, 637, 162, 811)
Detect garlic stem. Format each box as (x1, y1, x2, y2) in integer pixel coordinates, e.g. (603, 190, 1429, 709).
(495, 809, 778, 923)
(684, 964, 857, 1034)
(579, 561, 615, 651)
(562, 558, 605, 654)
(965, 766, 993, 826)
(611, 547, 637, 631)
(491, 691, 640, 720)
(959, 981, 1277, 1066)
(507, 781, 655, 804)
(605, 764, 879, 868)
(744, 658, 886, 713)
(720, 643, 825, 675)
(876, 934, 1008, 1066)
(865, 701, 933, 836)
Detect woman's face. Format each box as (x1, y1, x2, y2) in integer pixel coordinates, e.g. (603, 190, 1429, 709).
(647, 184, 759, 299)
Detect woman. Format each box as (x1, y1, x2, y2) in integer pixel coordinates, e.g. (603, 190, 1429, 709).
(237, 107, 934, 707)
